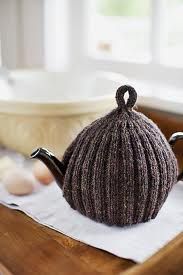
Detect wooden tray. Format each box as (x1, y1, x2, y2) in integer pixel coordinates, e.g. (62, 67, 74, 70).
(0, 204, 182, 275)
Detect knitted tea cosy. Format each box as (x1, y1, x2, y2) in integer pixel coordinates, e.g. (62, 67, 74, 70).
(61, 85, 178, 226)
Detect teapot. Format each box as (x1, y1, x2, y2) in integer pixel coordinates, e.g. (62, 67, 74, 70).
(31, 85, 183, 226)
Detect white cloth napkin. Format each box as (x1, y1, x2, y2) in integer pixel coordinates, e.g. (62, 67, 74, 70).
(0, 178, 183, 263)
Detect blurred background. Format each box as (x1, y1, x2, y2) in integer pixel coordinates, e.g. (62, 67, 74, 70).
(0, 0, 182, 159)
(0, 0, 183, 75)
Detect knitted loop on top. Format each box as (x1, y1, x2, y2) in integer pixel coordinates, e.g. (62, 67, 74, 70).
(116, 85, 137, 110)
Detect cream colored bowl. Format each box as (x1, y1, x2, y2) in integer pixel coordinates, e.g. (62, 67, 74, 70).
(0, 70, 125, 156)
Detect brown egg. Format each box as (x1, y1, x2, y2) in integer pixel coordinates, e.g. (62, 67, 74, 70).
(3, 168, 35, 196)
(33, 160, 54, 185)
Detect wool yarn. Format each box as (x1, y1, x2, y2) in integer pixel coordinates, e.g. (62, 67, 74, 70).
(61, 85, 178, 226)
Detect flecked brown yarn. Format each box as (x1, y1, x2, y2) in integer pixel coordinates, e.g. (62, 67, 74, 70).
(61, 85, 178, 226)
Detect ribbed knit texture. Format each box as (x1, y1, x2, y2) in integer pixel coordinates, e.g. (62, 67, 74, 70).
(61, 85, 178, 226)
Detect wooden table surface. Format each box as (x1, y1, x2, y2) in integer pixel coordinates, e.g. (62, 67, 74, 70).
(0, 205, 183, 275)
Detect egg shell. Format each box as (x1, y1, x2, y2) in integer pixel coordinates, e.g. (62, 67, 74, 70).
(3, 168, 35, 196)
(33, 160, 54, 185)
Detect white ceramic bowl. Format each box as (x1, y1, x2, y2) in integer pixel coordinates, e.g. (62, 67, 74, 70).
(0, 70, 126, 156)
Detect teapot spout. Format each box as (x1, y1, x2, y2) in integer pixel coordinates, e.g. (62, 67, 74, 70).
(30, 148, 65, 189)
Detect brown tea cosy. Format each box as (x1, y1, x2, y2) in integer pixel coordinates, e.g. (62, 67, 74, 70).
(61, 85, 178, 226)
